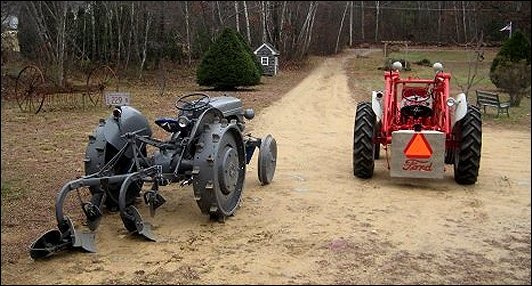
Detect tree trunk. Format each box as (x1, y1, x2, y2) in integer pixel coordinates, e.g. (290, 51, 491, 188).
(234, 1, 240, 32)
(335, 2, 349, 54)
(107, 3, 113, 64)
(125, 2, 134, 69)
(361, 1, 365, 41)
(138, 11, 151, 79)
(243, 1, 251, 44)
(279, 1, 286, 52)
(437, 1, 442, 43)
(304, 2, 318, 56)
(57, 1, 67, 86)
(216, 1, 224, 26)
(349, 1, 353, 47)
(91, 3, 96, 60)
(261, 1, 267, 43)
(185, 1, 192, 64)
(453, 1, 460, 43)
(117, 5, 123, 68)
(374, 1, 379, 42)
(462, 1, 467, 43)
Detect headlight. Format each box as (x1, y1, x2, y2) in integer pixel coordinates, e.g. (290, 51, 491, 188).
(446, 98, 456, 107)
(177, 116, 189, 128)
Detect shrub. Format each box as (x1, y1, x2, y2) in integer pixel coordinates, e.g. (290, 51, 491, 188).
(489, 30, 531, 89)
(491, 59, 531, 107)
(414, 58, 431, 66)
(196, 28, 261, 90)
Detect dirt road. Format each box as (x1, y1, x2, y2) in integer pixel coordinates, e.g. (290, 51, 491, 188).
(2, 50, 530, 285)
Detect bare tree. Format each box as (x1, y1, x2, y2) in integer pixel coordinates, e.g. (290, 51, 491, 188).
(374, 1, 380, 42)
(462, 1, 467, 43)
(303, 1, 318, 57)
(279, 1, 287, 49)
(243, 1, 251, 44)
(437, 1, 442, 43)
(216, 1, 224, 26)
(125, 1, 134, 69)
(456, 31, 485, 96)
(138, 10, 152, 79)
(24, 1, 68, 85)
(349, 1, 353, 47)
(335, 2, 349, 54)
(261, 1, 267, 43)
(57, 1, 67, 86)
(361, 1, 365, 41)
(453, 1, 460, 43)
(234, 1, 240, 32)
(185, 1, 191, 64)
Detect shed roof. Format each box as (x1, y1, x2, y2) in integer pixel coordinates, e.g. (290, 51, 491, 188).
(254, 42, 280, 56)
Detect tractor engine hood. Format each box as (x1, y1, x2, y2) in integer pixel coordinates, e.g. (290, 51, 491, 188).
(208, 96, 244, 119)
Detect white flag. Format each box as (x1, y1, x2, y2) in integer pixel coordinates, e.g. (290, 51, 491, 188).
(499, 22, 512, 32)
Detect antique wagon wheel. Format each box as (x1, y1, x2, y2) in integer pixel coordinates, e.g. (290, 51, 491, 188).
(86, 65, 119, 106)
(15, 65, 45, 114)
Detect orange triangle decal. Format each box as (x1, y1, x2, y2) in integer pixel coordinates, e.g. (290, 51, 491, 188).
(404, 133, 433, 159)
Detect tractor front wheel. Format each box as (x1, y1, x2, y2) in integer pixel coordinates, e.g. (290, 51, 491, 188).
(353, 102, 377, 179)
(453, 105, 482, 185)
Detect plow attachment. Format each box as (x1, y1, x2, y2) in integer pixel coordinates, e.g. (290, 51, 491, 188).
(29, 165, 161, 259)
(30, 217, 96, 259)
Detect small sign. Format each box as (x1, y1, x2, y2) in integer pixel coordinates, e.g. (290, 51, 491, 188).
(403, 133, 433, 159)
(105, 92, 130, 106)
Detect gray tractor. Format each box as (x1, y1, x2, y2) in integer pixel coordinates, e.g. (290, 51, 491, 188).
(30, 92, 277, 259)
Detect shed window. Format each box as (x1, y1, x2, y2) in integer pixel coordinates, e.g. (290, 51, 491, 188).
(261, 57, 269, 66)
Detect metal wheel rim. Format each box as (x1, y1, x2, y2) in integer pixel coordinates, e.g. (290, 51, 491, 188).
(15, 65, 45, 113)
(86, 65, 118, 106)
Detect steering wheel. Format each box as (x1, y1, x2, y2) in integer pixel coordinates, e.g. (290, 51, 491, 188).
(175, 92, 211, 111)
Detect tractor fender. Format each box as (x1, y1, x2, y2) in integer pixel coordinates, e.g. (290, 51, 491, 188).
(450, 93, 468, 128)
(101, 106, 152, 158)
(371, 90, 384, 123)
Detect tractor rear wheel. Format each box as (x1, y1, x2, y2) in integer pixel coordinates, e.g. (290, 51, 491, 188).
(85, 122, 144, 210)
(193, 121, 246, 221)
(353, 102, 376, 179)
(453, 105, 482, 185)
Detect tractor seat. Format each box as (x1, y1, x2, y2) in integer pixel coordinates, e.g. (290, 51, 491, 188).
(155, 118, 180, 133)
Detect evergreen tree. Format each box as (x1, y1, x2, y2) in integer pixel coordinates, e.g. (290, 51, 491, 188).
(197, 28, 261, 90)
(235, 31, 262, 74)
(489, 30, 531, 88)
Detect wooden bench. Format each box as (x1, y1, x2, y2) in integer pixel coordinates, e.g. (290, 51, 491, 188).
(475, 90, 510, 117)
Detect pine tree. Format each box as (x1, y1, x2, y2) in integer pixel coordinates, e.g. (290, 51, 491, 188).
(489, 30, 531, 88)
(197, 28, 261, 90)
(235, 31, 262, 74)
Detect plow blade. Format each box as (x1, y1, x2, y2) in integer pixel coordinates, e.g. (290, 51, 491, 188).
(30, 218, 96, 259)
(121, 205, 156, 241)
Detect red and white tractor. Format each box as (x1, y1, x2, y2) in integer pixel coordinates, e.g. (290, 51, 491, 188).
(353, 62, 482, 184)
